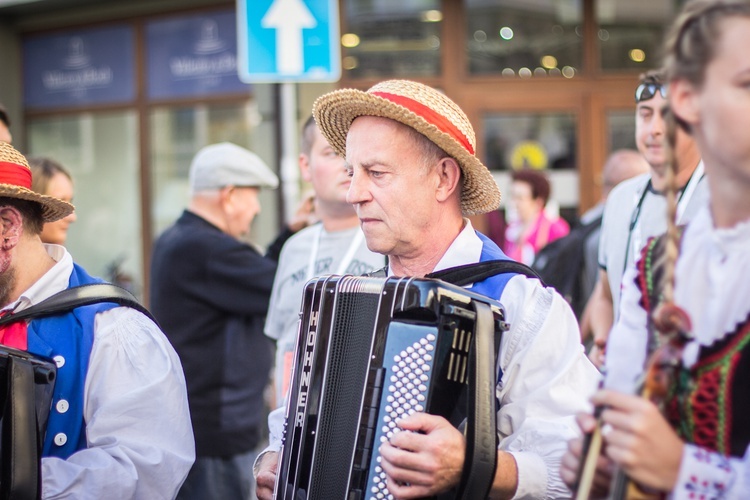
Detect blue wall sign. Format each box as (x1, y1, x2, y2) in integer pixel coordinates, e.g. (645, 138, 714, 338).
(237, 0, 341, 82)
(146, 10, 251, 99)
(23, 25, 135, 109)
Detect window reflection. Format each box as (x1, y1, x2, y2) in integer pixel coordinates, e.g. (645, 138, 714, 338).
(466, 0, 582, 77)
(484, 113, 577, 171)
(607, 110, 637, 151)
(597, 0, 682, 71)
(28, 111, 143, 296)
(149, 100, 279, 248)
(342, 0, 441, 77)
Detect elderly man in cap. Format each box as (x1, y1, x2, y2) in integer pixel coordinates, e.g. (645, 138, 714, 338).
(0, 141, 194, 497)
(255, 81, 598, 499)
(150, 142, 279, 500)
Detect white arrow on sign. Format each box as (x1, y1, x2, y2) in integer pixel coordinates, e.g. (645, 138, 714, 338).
(261, 0, 317, 75)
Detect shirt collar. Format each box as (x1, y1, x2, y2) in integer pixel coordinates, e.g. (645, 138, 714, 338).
(387, 219, 482, 276)
(3, 244, 73, 313)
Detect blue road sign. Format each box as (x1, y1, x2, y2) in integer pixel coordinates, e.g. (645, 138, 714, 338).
(237, 0, 340, 83)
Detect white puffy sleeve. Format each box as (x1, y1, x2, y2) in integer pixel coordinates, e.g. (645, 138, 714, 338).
(41, 307, 195, 500)
(496, 275, 600, 499)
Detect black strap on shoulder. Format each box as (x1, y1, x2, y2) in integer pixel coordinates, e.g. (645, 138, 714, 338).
(454, 300, 499, 500)
(0, 284, 157, 326)
(427, 259, 544, 287)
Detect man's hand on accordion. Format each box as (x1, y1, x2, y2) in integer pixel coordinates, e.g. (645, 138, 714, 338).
(255, 451, 279, 500)
(378, 412, 465, 499)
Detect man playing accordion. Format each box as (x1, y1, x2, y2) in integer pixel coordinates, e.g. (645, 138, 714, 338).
(255, 80, 599, 499)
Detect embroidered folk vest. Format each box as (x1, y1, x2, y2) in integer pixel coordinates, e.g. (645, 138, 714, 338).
(637, 235, 750, 457)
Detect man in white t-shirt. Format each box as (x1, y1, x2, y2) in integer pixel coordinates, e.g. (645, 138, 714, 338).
(586, 70, 708, 368)
(264, 116, 385, 406)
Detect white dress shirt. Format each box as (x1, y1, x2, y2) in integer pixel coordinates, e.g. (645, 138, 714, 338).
(263, 222, 599, 499)
(3, 245, 195, 499)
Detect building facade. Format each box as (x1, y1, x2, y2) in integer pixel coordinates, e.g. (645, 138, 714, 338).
(0, 0, 684, 301)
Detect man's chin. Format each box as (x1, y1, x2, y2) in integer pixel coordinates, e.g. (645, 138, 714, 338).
(0, 266, 17, 307)
(360, 229, 391, 256)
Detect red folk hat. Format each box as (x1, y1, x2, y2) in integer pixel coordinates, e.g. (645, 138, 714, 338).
(312, 80, 501, 215)
(0, 141, 73, 222)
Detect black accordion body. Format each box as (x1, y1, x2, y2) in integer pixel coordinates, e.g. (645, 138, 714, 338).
(275, 275, 507, 500)
(0, 345, 57, 500)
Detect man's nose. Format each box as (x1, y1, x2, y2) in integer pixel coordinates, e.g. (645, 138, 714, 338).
(346, 172, 369, 205)
(651, 114, 666, 136)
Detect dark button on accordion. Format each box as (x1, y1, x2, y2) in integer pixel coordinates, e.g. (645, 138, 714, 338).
(275, 275, 507, 500)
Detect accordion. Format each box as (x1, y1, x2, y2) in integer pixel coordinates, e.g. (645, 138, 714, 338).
(0, 345, 57, 500)
(275, 275, 507, 500)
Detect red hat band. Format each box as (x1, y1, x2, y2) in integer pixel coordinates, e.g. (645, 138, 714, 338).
(0, 161, 32, 189)
(371, 91, 475, 156)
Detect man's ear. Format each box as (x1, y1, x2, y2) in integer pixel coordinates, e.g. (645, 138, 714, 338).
(669, 79, 700, 129)
(218, 186, 237, 213)
(299, 153, 313, 183)
(0, 206, 23, 250)
(434, 157, 462, 203)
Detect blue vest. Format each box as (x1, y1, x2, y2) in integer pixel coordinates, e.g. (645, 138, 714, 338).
(26, 264, 117, 458)
(466, 231, 517, 299)
(466, 231, 519, 383)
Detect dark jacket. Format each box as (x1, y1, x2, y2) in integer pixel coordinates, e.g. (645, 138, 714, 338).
(150, 210, 276, 457)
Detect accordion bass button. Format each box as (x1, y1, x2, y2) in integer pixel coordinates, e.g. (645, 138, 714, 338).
(54, 433, 67, 446)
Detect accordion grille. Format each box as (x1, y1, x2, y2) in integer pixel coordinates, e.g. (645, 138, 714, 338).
(310, 288, 380, 498)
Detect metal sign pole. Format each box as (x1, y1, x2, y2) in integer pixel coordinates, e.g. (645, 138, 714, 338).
(279, 81, 300, 224)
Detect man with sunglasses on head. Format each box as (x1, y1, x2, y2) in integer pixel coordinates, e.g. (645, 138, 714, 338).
(585, 69, 708, 369)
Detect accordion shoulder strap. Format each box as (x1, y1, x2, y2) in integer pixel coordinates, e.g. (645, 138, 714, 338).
(455, 300, 499, 500)
(427, 259, 544, 287)
(0, 284, 156, 326)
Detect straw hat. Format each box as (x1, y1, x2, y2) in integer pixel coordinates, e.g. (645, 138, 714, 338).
(0, 141, 74, 222)
(313, 80, 501, 215)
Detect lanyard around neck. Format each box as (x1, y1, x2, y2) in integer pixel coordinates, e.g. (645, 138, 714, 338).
(306, 224, 365, 281)
(621, 162, 705, 276)
(622, 180, 651, 277)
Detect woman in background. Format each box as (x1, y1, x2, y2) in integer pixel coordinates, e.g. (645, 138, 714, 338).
(503, 168, 569, 264)
(30, 157, 77, 245)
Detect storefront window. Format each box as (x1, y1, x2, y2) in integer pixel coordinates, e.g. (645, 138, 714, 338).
(149, 96, 280, 249)
(597, 0, 682, 71)
(607, 110, 636, 151)
(466, 0, 583, 78)
(28, 111, 144, 296)
(484, 113, 577, 171)
(484, 112, 579, 214)
(342, 0, 441, 77)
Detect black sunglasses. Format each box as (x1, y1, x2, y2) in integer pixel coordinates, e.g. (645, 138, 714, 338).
(635, 83, 667, 103)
